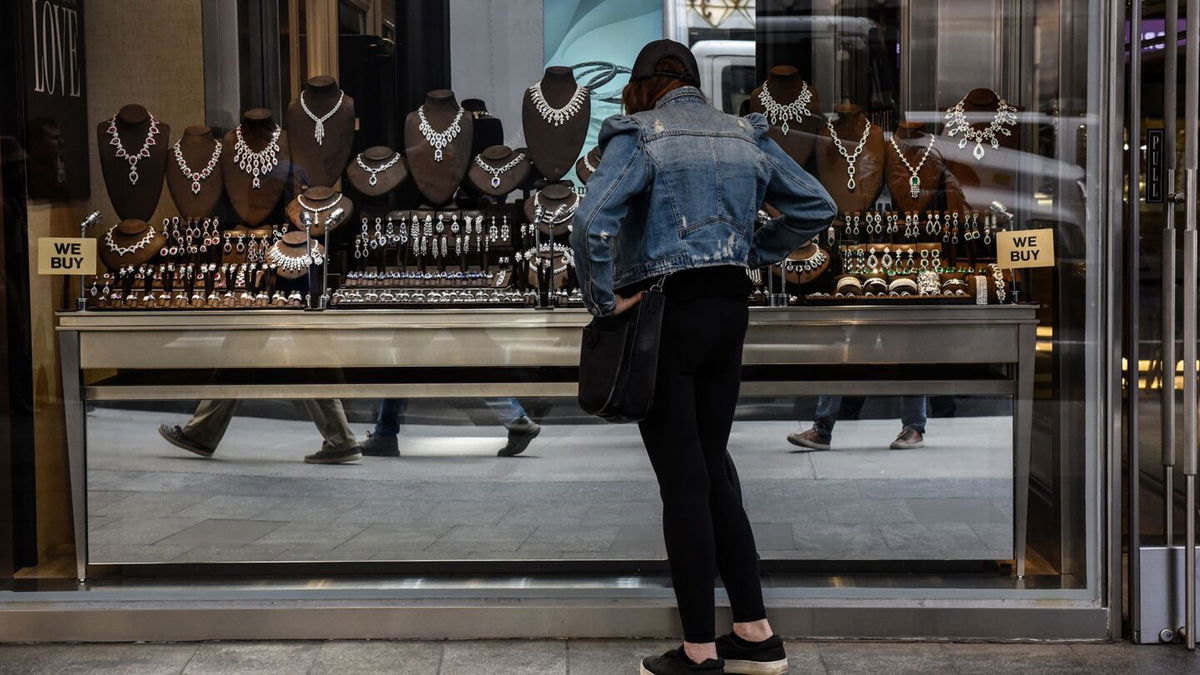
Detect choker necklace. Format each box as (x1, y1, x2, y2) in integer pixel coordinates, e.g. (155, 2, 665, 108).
(581, 153, 597, 173)
(528, 82, 589, 127)
(944, 96, 1018, 161)
(297, 193, 343, 214)
(355, 152, 401, 186)
(474, 152, 526, 188)
(267, 241, 324, 272)
(782, 246, 828, 274)
(233, 124, 282, 189)
(417, 106, 465, 162)
(824, 116, 871, 191)
(106, 113, 161, 186)
(300, 89, 344, 145)
(758, 81, 812, 135)
(533, 191, 580, 226)
(172, 138, 222, 194)
(104, 225, 157, 256)
(888, 133, 936, 198)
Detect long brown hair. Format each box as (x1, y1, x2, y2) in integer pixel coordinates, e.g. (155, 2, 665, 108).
(622, 56, 689, 114)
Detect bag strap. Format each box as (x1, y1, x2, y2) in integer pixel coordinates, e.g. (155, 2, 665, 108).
(650, 275, 667, 293)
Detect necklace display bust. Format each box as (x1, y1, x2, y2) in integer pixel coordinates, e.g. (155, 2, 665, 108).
(405, 90, 473, 206)
(885, 122, 954, 214)
(99, 218, 166, 270)
(286, 186, 353, 237)
(167, 125, 224, 219)
(816, 104, 885, 213)
(468, 145, 532, 198)
(97, 104, 170, 221)
(285, 75, 356, 191)
(346, 145, 408, 196)
(942, 87, 1022, 209)
(746, 65, 821, 167)
(523, 67, 590, 182)
(222, 108, 291, 226)
(523, 182, 580, 237)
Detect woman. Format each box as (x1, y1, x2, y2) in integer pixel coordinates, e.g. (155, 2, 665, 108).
(570, 40, 836, 675)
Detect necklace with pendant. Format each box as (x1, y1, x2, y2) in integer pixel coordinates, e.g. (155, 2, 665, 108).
(528, 83, 589, 127)
(758, 80, 812, 135)
(417, 106, 465, 162)
(297, 193, 343, 215)
(104, 225, 158, 256)
(944, 97, 1018, 161)
(106, 113, 161, 186)
(354, 152, 401, 186)
(888, 133, 936, 198)
(474, 152, 526, 189)
(300, 89, 344, 145)
(233, 124, 282, 189)
(824, 116, 871, 191)
(172, 138, 222, 194)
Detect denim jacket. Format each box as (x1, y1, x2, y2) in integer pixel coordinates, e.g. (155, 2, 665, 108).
(569, 86, 838, 316)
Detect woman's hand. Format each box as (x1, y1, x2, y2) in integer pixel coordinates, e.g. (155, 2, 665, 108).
(612, 291, 646, 316)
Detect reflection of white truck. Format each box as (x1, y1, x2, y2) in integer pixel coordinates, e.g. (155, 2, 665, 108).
(690, 39, 755, 114)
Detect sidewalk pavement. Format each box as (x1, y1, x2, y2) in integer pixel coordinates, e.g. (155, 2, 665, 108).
(1, 638, 1198, 674)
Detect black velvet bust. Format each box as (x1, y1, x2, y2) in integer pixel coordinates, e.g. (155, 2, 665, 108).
(97, 104, 169, 221)
(285, 75, 356, 191)
(522, 67, 590, 182)
(405, 90, 473, 207)
(166, 125, 224, 220)
(221, 108, 291, 226)
(467, 145, 532, 198)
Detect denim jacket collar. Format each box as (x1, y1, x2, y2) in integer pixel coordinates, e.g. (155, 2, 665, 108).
(655, 86, 707, 109)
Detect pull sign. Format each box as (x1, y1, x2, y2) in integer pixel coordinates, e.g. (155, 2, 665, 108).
(995, 228, 1055, 269)
(1147, 129, 1165, 204)
(38, 237, 96, 275)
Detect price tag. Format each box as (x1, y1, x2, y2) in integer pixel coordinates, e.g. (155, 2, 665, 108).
(38, 237, 97, 275)
(995, 228, 1055, 269)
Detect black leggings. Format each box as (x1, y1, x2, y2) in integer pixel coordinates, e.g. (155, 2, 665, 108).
(638, 295, 765, 643)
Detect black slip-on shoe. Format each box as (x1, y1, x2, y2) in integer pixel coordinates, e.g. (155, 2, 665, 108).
(360, 431, 400, 457)
(158, 424, 215, 458)
(498, 416, 541, 457)
(716, 633, 788, 674)
(304, 446, 363, 464)
(640, 647, 724, 674)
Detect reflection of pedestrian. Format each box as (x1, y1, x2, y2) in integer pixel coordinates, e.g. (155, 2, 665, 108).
(360, 398, 541, 457)
(789, 396, 927, 451)
(158, 400, 362, 464)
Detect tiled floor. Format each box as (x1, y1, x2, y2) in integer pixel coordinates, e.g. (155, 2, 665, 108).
(1, 639, 1197, 674)
(86, 406, 1015, 564)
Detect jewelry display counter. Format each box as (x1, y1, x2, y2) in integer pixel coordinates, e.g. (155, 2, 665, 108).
(58, 304, 1037, 581)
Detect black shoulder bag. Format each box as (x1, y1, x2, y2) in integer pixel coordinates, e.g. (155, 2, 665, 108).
(577, 278, 667, 423)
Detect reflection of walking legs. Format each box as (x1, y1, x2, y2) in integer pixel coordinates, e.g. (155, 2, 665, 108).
(362, 398, 541, 458)
(890, 396, 927, 449)
(158, 399, 361, 464)
(491, 398, 541, 457)
(787, 395, 839, 451)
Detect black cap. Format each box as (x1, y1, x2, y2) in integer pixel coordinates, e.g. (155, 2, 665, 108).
(630, 39, 700, 86)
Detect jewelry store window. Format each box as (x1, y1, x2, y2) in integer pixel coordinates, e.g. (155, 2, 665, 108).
(18, 0, 1109, 615)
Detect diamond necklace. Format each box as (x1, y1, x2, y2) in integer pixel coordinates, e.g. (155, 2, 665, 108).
(474, 152, 526, 189)
(103, 225, 157, 256)
(300, 89, 344, 145)
(417, 106, 465, 162)
(533, 191, 580, 226)
(888, 133, 936, 198)
(106, 113, 161, 186)
(172, 138, 222, 194)
(944, 97, 1018, 160)
(354, 152, 401, 186)
(233, 124, 282, 189)
(758, 80, 812, 135)
(297, 193, 343, 213)
(528, 82, 589, 127)
(267, 241, 324, 272)
(824, 116, 872, 191)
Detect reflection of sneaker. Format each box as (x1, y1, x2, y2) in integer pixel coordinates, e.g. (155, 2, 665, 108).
(717, 633, 788, 675)
(640, 647, 723, 674)
(890, 427, 925, 449)
(158, 424, 214, 458)
(304, 446, 363, 464)
(361, 431, 400, 457)
(498, 416, 541, 457)
(787, 427, 831, 451)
